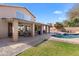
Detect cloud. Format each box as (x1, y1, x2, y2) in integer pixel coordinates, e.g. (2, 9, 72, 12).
(53, 10, 63, 14)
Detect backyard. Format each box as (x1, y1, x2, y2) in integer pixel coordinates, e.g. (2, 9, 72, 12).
(18, 40, 79, 56)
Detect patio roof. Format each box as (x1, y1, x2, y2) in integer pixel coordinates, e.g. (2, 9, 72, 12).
(14, 18, 51, 26)
(1, 17, 51, 27)
(1, 18, 51, 27)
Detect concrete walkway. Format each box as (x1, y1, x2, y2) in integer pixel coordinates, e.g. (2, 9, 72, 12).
(0, 34, 49, 56)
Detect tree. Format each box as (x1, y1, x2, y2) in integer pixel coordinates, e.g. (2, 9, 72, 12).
(64, 4, 79, 27)
(67, 4, 79, 20)
(63, 20, 69, 27)
(54, 22, 66, 32)
(63, 17, 79, 27)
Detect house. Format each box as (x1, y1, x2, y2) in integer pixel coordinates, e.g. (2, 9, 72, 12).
(0, 5, 51, 41)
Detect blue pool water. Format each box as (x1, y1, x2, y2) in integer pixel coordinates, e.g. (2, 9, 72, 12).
(52, 33, 79, 38)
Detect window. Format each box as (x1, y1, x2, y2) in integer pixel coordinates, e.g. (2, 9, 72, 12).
(16, 10, 32, 20)
(16, 10, 24, 19)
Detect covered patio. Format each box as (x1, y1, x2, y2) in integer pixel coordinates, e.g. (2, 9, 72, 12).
(2, 18, 51, 42)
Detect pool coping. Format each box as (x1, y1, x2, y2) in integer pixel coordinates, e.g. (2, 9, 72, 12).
(49, 36, 79, 44)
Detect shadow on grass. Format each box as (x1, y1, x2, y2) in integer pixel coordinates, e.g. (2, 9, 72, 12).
(33, 39, 48, 47)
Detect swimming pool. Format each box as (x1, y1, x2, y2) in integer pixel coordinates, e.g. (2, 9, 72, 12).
(52, 33, 79, 38)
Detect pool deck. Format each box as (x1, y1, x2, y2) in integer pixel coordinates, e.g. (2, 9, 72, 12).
(49, 36, 79, 44)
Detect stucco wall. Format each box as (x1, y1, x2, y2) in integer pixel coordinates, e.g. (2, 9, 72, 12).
(65, 27, 79, 33)
(0, 6, 16, 18)
(0, 19, 8, 38)
(0, 6, 35, 21)
(50, 27, 79, 33)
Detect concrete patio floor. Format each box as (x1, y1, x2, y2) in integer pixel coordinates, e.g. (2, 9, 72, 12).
(0, 34, 49, 56)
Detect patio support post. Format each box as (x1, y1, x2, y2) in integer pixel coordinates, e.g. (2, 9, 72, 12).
(46, 26, 49, 33)
(45, 25, 47, 34)
(41, 25, 44, 35)
(12, 20, 18, 42)
(46, 25, 49, 33)
(32, 23, 35, 37)
(48, 26, 50, 33)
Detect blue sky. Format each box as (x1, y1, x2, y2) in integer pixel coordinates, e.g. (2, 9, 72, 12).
(1, 3, 75, 24)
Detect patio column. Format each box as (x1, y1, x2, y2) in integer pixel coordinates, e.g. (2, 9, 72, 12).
(45, 25, 47, 33)
(31, 23, 35, 37)
(41, 25, 44, 35)
(48, 26, 50, 33)
(46, 26, 49, 33)
(12, 20, 18, 42)
(46, 25, 49, 33)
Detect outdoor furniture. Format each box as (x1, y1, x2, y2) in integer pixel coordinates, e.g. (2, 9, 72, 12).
(37, 31, 41, 35)
(19, 30, 32, 37)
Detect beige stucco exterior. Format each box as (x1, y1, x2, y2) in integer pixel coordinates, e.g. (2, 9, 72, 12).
(0, 19, 8, 38)
(0, 5, 36, 39)
(65, 27, 79, 33)
(0, 5, 35, 21)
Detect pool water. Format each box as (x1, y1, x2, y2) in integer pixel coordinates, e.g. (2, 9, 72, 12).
(52, 33, 79, 38)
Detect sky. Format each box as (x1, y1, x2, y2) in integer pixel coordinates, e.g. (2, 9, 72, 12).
(0, 3, 75, 24)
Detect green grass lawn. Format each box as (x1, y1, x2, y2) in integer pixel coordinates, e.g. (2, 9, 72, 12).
(18, 40, 79, 56)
